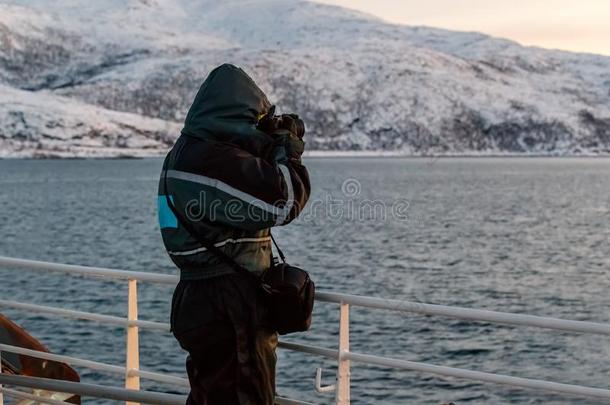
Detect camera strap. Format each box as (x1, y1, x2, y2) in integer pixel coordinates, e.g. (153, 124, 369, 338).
(270, 233, 286, 263)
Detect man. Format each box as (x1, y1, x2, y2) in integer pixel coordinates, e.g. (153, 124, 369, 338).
(158, 64, 310, 404)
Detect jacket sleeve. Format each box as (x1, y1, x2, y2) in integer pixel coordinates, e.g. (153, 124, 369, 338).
(165, 132, 310, 232)
(268, 130, 310, 226)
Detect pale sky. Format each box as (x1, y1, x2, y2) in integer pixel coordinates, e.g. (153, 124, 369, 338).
(316, 0, 610, 56)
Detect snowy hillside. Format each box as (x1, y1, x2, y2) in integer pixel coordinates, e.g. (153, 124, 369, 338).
(1, 0, 609, 157)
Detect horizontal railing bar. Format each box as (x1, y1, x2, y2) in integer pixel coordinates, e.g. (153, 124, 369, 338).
(0, 300, 169, 331)
(0, 256, 177, 284)
(0, 374, 187, 405)
(130, 369, 189, 388)
(0, 343, 123, 374)
(278, 341, 339, 359)
(2, 256, 609, 334)
(316, 292, 610, 335)
(0, 338, 339, 368)
(0, 344, 189, 388)
(344, 351, 610, 401)
(281, 340, 610, 401)
(5, 340, 609, 403)
(4, 290, 609, 339)
(275, 396, 316, 405)
(2, 336, 335, 372)
(0, 345, 308, 401)
(0, 386, 72, 405)
(0, 374, 301, 405)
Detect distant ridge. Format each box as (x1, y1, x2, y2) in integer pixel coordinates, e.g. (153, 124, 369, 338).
(0, 0, 609, 157)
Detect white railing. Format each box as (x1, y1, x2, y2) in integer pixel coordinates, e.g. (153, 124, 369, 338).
(0, 256, 609, 404)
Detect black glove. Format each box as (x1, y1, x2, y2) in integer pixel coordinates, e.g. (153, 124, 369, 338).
(278, 114, 305, 139)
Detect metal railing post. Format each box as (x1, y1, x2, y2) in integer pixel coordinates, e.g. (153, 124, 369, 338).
(335, 301, 350, 404)
(0, 350, 4, 405)
(125, 279, 140, 405)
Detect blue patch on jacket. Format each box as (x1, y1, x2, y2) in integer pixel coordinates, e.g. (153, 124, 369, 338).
(158, 195, 178, 229)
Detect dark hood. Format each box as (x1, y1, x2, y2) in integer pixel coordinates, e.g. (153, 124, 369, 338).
(181, 64, 273, 156)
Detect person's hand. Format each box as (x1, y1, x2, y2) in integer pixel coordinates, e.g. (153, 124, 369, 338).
(279, 114, 305, 139)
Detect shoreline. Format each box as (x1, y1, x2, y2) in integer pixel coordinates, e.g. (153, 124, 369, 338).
(303, 151, 610, 158)
(1, 150, 610, 160)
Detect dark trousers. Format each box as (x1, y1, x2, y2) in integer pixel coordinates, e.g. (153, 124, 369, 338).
(171, 274, 277, 405)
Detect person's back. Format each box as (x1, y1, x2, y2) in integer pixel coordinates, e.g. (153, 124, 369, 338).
(157, 64, 310, 404)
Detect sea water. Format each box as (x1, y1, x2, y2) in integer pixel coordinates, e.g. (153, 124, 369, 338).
(0, 157, 609, 404)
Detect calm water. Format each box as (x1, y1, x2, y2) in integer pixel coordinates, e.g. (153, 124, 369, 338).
(0, 157, 609, 404)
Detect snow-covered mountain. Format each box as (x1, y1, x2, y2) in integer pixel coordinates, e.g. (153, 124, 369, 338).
(1, 0, 609, 157)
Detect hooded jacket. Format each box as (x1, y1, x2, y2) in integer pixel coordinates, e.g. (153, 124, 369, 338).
(158, 64, 310, 280)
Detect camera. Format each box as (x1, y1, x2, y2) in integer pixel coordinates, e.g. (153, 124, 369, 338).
(257, 106, 305, 139)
